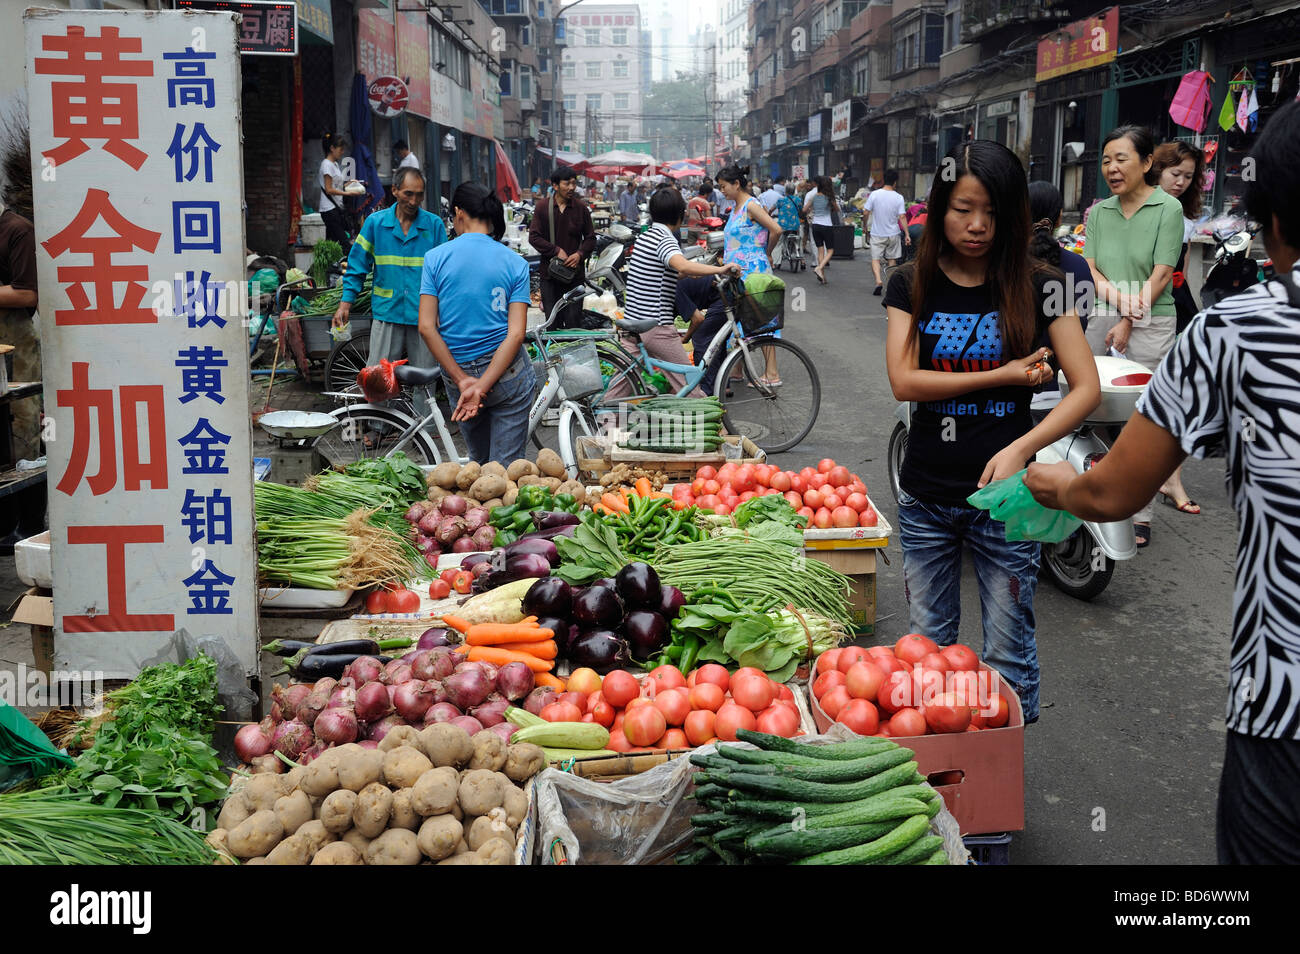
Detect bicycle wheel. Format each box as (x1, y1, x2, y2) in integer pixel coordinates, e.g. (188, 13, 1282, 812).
(716, 337, 820, 454)
(558, 403, 599, 480)
(324, 331, 371, 396)
(590, 339, 653, 408)
(311, 406, 439, 469)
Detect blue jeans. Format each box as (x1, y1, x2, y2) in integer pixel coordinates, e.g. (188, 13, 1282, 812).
(897, 488, 1042, 721)
(444, 349, 535, 465)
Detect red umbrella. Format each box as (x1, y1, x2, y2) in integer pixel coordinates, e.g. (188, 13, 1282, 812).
(494, 140, 521, 202)
(666, 165, 704, 179)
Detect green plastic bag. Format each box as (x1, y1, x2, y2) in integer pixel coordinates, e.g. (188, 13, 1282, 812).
(966, 469, 1082, 543)
(0, 701, 75, 791)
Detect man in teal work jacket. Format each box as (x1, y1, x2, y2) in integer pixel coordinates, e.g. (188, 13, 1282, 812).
(334, 167, 448, 414)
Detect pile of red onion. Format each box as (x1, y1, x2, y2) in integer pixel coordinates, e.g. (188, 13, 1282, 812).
(404, 497, 495, 570)
(236, 628, 539, 766)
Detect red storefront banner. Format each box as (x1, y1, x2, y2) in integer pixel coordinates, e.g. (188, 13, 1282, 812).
(396, 10, 430, 119)
(1035, 6, 1118, 82)
(357, 8, 396, 83)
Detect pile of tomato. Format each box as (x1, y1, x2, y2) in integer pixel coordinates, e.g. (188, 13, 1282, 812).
(544, 664, 803, 751)
(364, 584, 426, 614)
(810, 635, 1012, 738)
(672, 458, 880, 528)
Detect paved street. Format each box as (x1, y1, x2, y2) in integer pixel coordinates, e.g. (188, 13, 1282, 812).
(765, 251, 1235, 865)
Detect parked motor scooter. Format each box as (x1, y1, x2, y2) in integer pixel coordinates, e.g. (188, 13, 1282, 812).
(886, 354, 1151, 600)
(586, 222, 635, 304)
(1201, 217, 1274, 308)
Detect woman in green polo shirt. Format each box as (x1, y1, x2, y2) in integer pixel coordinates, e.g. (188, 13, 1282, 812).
(1084, 125, 1185, 548)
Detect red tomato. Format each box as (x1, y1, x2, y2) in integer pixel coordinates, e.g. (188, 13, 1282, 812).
(827, 465, 852, 488)
(649, 664, 687, 692)
(607, 728, 632, 752)
(817, 458, 836, 473)
(774, 682, 794, 703)
(660, 728, 689, 750)
(427, 579, 451, 600)
(915, 667, 946, 707)
(803, 488, 824, 510)
(672, 482, 692, 498)
(820, 685, 852, 719)
(697, 465, 717, 481)
(876, 725, 893, 738)
(940, 643, 980, 672)
(808, 473, 829, 490)
(558, 690, 588, 711)
(918, 652, 951, 674)
(590, 701, 616, 727)
(540, 702, 583, 723)
(822, 492, 844, 511)
(439, 567, 460, 586)
(714, 503, 732, 516)
(770, 471, 792, 492)
(625, 696, 653, 710)
(694, 663, 730, 694)
(873, 653, 912, 676)
(739, 491, 757, 502)
(838, 698, 880, 736)
(623, 706, 667, 747)
(734, 465, 756, 492)
(946, 669, 985, 708)
(697, 494, 719, 510)
(847, 479, 868, 497)
(888, 707, 928, 738)
(812, 669, 846, 699)
(799, 466, 817, 481)
(364, 589, 391, 614)
(832, 506, 858, 528)
(966, 724, 982, 732)
(388, 589, 420, 613)
(844, 492, 869, 513)
(732, 674, 776, 713)
(796, 506, 815, 521)
(717, 463, 737, 483)
(686, 670, 697, 689)
(569, 669, 602, 695)
(612, 711, 625, 732)
(783, 490, 803, 509)
(691, 478, 706, 495)
(866, 645, 895, 659)
(581, 713, 594, 722)
(895, 633, 940, 665)
(859, 507, 879, 528)
(714, 703, 757, 741)
(653, 688, 691, 726)
(451, 571, 473, 594)
(813, 507, 833, 529)
(818, 648, 843, 672)
(702, 478, 721, 496)
(733, 667, 766, 681)
(689, 682, 725, 712)
(754, 464, 774, 487)
(790, 474, 808, 494)
(836, 647, 870, 673)
(756, 703, 801, 737)
(683, 709, 716, 746)
(925, 692, 972, 734)
(845, 661, 885, 701)
(601, 669, 639, 708)
(986, 693, 1011, 729)
(876, 670, 916, 714)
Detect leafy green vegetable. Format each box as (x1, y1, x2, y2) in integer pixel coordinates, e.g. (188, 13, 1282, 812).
(310, 239, 344, 286)
(345, 451, 428, 504)
(554, 521, 628, 583)
(732, 494, 808, 529)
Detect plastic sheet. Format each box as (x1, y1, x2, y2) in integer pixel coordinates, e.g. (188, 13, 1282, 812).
(967, 469, 1082, 543)
(140, 629, 258, 722)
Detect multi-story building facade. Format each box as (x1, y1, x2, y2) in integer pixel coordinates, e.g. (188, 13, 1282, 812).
(558, 3, 645, 154)
(717, 0, 751, 163)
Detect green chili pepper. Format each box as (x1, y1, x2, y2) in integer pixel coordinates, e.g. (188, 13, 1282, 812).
(512, 511, 535, 531)
(666, 644, 684, 662)
(490, 504, 521, 526)
(679, 634, 702, 675)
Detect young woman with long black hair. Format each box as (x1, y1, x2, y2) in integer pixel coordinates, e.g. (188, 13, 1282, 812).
(885, 140, 1100, 722)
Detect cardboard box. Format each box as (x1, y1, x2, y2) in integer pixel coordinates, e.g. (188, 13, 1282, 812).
(10, 586, 55, 677)
(807, 656, 1026, 835)
(805, 548, 876, 635)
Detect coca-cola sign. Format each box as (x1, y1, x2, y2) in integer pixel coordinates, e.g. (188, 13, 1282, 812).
(368, 75, 409, 118)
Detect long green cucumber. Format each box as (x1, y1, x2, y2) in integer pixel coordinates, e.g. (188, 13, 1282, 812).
(735, 729, 904, 761)
(700, 760, 921, 802)
(713, 796, 888, 821)
(882, 834, 945, 865)
(745, 821, 901, 860)
(688, 811, 732, 830)
(695, 747, 915, 783)
(799, 789, 940, 831)
(792, 813, 931, 865)
(715, 740, 895, 767)
(917, 848, 950, 865)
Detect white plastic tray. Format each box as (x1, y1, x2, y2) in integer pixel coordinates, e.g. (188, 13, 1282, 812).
(258, 586, 354, 609)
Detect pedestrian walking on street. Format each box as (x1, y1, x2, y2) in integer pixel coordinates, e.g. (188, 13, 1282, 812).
(393, 139, 420, 172)
(866, 168, 910, 295)
(1025, 99, 1300, 863)
(618, 180, 639, 225)
(1083, 124, 1186, 547)
(529, 165, 595, 330)
(718, 165, 784, 386)
(884, 139, 1100, 724)
(318, 132, 352, 248)
(804, 174, 838, 284)
(418, 183, 535, 465)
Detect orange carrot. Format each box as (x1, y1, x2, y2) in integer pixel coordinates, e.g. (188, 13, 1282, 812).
(465, 623, 553, 646)
(495, 639, 557, 659)
(594, 503, 613, 515)
(649, 490, 672, 500)
(601, 493, 631, 514)
(634, 477, 653, 497)
(465, 646, 554, 672)
(441, 615, 471, 634)
(535, 672, 566, 692)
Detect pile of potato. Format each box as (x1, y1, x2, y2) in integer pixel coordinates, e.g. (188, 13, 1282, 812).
(209, 724, 546, 866)
(425, 450, 586, 511)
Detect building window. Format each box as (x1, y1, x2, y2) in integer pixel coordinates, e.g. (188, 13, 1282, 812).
(521, 24, 531, 46)
(562, 60, 575, 79)
(944, 0, 962, 52)
(538, 1, 546, 18)
(542, 104, 552, 127)
(614, 92, 629, 110)
(499, 62, 513, 97)
(586, 61, 602, 78)
(853, 53, 870, 95)
(614, 124, 629, 139)
(612, 59, 628, 77)
(539, 54, 549, 73)
(613, 27, 627, 45)
(520, 66, 532, 100)
(586, 28, 601, 45)
(586, 93, 602, 109)
(564, 94, 576, 110)
(892, 12, 943, 75)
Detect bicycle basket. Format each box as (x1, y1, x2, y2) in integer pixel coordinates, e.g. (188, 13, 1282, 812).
(723, 274, 786, 334)
(556, 340, 603, 399)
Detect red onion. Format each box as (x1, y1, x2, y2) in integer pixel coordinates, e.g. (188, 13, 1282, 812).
(439, 495, 469, 517)
(355, 681, 391, 723)
(401, 650, 421, 665)
(451, 535, 477, 553)
(427, 647, 459, 679)
(299, 742, 328, 764)
(296, 690, 330, 728)
(449, 715, 484, 735)
(468, 560, 494, 579)
(424, 552, 441, 571)
(485, 722, 517, 744)
(384, 664, 414, 686)
(367, 714, 407, 742)
(312, 677, 339, 697)
(405, 501, 430, 523)
(268, 702, 283, 723)
(410, 650, 441, 681)
(424, 702, 462, 724)
(258, 714, 276, 737)
(495, 662, 535, 701)
(274, 720, 313, 759)
(427, 682, 448, 706)
(357, 740, 379, 750)
(339, 675, 357, 690)
(523, 687, 558, 716)
(436, 516, 468, 545)
(442, 669, 494, 710)
(249, 754, 284, 774)
(417, 628, 453, 651)
(415, 534, 438, 554)
(234, 723, 273, 762)
(470, 696, 510, 727)
(462, 508, 490, 532)
(269, 719, 293, 745)
(417, 512, 443, 535)
(275, 683, 311, 717)
(454, 660, 499, 682)
(314, 707, 359, 744)
(385, 685, 398, 706)
(327, 686, 357, 710)
(471, 526, 497, 551)
(394, 680, 437, 722)
(346, 656, 384, 685)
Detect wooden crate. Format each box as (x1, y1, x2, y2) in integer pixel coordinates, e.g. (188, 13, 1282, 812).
(577, 434, 764, 481)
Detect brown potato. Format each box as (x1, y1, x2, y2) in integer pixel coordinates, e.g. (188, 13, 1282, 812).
(294, 820, 337, 855)
(365, 829, 422, 866)
(416, 814, 463, 861)
(389, 788, 421, 831)
(353, 782, 393, 838)
(504, 743, 545, 783)
(468, 731, 508, 772)
(299, 748, 342, 797)
(265, 832, 314, 865)
(503, 785, 529, 831)
(536, 448, 565, 478)
(506, 459, 538, 481)
(336, 747, 384, 792)
(468, 474, 507, 502)
(340, 829, 371, 856)
(241, 773, 286, 812)
(273, 789, 313, 836)
(481, 462, 507, 479)
(319, 790, 358, 834)
(311, 842, 363, 865)
(419, 723, 474, 768)
(411, 766, 459, 816)
(476, 838, 514, 866)
(383, 745, 433, 789)
(430, 462, 461, 490)
(378, 725, 422, 752)
(467, 810, 514, 851)
(455, 461, 481, 491)
(458, 769, 505, 817)
(227, 810, 284, 859)
(217, 794, 251, 831)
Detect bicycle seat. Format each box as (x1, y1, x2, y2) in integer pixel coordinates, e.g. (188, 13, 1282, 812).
(613, 317, 661, 336)
(394, 364, 442, 387)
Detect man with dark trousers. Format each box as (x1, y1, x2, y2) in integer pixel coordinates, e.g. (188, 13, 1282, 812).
(529, 166, 595, 329)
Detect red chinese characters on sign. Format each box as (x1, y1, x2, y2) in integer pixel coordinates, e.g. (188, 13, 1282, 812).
(63, 525, 175, 633)
(56, 363, 168, 497)
(33, 25, 154, 170)
(41, 188, 162, 326)
(1036, 6, 1118, 82)
(357, 8, 397, 82)
(395, 11, 431, 119)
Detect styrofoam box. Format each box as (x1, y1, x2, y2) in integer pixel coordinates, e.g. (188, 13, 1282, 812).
(15, 531, 52, 588)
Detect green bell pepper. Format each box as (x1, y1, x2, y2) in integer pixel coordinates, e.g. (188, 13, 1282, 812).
(554, 493, 578, 512)
(490, 504, 521, 527)
(511, 510, 535, 532)
(493, 528, 518, 547)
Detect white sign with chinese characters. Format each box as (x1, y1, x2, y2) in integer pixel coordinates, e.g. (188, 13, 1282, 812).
(831, 100, 852, 142)
(25, 9, 258, 679)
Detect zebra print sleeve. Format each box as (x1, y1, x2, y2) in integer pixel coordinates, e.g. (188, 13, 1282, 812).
(1136, 311, 1229, 461)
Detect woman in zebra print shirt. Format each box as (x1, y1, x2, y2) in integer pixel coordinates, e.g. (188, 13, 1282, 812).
(1025, 99, 1300, 864)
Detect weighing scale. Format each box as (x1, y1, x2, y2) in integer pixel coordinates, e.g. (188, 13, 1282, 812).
(255, 411, 337, 485)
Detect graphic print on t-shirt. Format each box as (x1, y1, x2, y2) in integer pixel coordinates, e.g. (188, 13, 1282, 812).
(921, 310, 1002, 372)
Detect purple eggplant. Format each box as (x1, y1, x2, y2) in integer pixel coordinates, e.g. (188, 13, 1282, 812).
(504, 537, 560, 566)
(531, 510, 581, 531)
(572, 585, 623, 628)
(625, 610, 669, 661)
(615, 562, 661, 609)
(569, 629, 629, 674)
(658, 585, 686, 620)
(477, 552, 552, 590)
(517, 524, 579, 542)
(522, 577, 572, 619)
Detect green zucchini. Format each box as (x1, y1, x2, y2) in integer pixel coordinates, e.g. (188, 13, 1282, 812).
(792, 814, 931, 865)
(700, 760, 921, 803)
(735, 729, 903, 761)
(745, 820, 901, 860)
(511, 721, 611, 749)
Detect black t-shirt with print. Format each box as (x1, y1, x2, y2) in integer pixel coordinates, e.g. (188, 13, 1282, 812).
(885, 265, 1056, 506)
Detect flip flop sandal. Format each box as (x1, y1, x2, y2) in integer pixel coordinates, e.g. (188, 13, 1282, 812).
(1160, 492, 1201, 515)
(1134, 523, 1151, 548)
